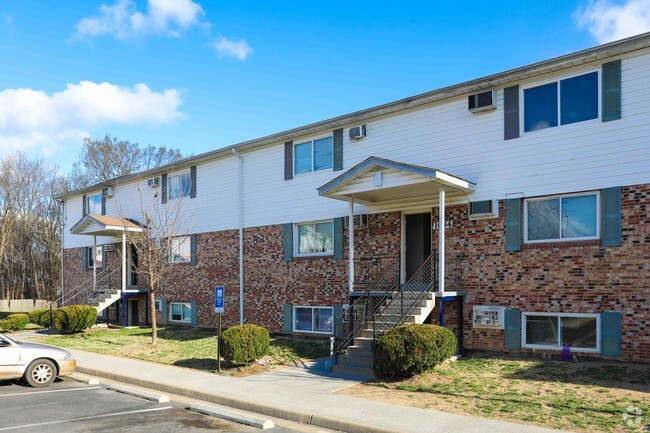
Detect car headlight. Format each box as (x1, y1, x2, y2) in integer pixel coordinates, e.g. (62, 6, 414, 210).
(64, 353, 72, 360)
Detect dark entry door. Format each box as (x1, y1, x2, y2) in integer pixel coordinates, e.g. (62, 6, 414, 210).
(128, 299, 139, 326)
(405, 213, 432, 281)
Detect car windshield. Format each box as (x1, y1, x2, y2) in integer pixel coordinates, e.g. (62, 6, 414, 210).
(0, 333, 21, 345)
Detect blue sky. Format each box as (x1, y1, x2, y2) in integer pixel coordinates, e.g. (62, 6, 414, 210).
(1, 0, 649, 173)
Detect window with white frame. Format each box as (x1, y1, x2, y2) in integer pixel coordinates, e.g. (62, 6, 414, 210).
(523, 312, 599, 352)
(86, 245, 103, 268)
(169, 236, 191, 263)
(294, 136, 333, 175)
(524, 192, 599, 243)
(523, 71, 599, 133)
(295, 221, 334, 256)
(293, 306, 333, 334)
(168, 173, 191, 200)
(86, 193, 102, 215)
(154, 300, 162, 312)
(169, 302, 191, 322)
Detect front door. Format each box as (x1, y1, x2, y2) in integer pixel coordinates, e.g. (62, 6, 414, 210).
(405, 213, 432, 282)
(128, 299, 139, 326)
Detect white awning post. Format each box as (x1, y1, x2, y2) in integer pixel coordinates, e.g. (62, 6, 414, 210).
(348, 198, 355, 293)
(438, 188, 445, 295)
(122, 232, 127, 292)
(92, 235, 97, 294)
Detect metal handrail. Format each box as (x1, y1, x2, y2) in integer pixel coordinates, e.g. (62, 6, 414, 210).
(54, 267, 122, 307)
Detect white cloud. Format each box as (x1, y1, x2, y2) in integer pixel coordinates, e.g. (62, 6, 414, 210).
(0, 81, 184, 155)
(575, 0, 650, 43)
(74, 0, 204, 40)
(211, 36, 253, 61)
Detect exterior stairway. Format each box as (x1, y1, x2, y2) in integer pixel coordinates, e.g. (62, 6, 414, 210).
(57, 267, 122, 314)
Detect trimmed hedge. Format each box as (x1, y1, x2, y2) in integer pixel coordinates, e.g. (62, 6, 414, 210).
(373, 324, 457, 379)
(220, 324, 270, 364)
(53, 305, 97, 334)
(0, 313, 30, 331)
(29, 308, 53, 327)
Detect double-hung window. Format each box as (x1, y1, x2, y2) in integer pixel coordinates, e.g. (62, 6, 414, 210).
(295, 221, 334, 256)
(86, 193, 102, 215)
(86, 245, 103, 269)
(169, 236, 191, 263)
(293, 306, 333, 334)
(523, 71, 599, 132)
(523, 312, 599, 352)
(169, 302, 191, 322)
(294, 136, 333, 175)
(168, 173, 191, 201)
(524, 192, 599, 243)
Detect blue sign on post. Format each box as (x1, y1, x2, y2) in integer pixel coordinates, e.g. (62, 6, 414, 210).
(214, 286, 225, 314)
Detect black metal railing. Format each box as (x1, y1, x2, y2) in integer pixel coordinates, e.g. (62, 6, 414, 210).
(55, 267, 122, 308)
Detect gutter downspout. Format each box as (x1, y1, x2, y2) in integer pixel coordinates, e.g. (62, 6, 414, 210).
(60, 199, 65, 307)
(232, 148, 244, 325)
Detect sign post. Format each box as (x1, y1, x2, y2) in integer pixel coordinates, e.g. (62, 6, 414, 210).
(214, 286, 225, 373)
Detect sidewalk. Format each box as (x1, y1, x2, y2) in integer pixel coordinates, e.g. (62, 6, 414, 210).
(39, 346, 569, 433)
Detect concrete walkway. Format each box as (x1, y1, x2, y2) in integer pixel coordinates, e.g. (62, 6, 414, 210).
(15, 331, 568, 433)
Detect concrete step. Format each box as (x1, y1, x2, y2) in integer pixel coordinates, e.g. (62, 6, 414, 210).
(332, 363, 375, 380)
(337, 354, 374, 369)
(352, 337, 373, 348)
(347, 345, 373, 357)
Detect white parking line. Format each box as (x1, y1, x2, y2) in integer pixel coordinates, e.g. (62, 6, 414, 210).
(0, 406, 173, 431)
(0, 386, 102, 398)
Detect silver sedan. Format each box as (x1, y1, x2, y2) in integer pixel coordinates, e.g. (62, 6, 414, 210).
(0, 333, 76, 387)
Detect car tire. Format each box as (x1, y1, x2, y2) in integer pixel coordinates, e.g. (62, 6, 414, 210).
(24, 359, 57, 388)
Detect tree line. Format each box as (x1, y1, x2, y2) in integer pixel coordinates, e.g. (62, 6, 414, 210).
(0, 135, 183, 301)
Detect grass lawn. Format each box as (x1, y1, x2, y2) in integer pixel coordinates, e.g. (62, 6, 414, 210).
(338, 356, 650, 433)
(36, 326, 330, 376)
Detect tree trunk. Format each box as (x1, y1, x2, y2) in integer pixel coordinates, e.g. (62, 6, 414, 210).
(149, 282, 157, 345)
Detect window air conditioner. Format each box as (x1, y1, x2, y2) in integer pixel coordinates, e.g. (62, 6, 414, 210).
(472, 306, 505, 329)
(468, 90, 497, 113)
(147, 178, 160, 188)
(468, 199, 499, 219)
(348, 125, 367, 140)
(102, 187, 115, 197)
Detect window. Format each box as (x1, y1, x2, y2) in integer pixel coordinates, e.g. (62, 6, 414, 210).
(86, 193, 102, 215)
(86, 245, 103, 269)
(524, 192, 599, 243)
(295, 221, 334, 256)
(523, 313, 599, 352)
(169, 236, 191, 263)
(154, 300, 162, 312)
(294, 136, 333, 175)
(169, 302, 191, 322)
(523, 71, 598, 132)
(168, 173, 191, 201)
(293, 306, 333, 334)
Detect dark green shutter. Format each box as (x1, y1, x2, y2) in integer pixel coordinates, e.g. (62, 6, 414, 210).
(602, 60, 622, 122)
(601, 187, 622, 247)
(191, 301, 198, 325)
(504, 309, 521, 349)
(333, 305, 344, 338)
(82, 247, 88, 270)
(283, 223, 293, 262)
(190, 166, 197, 198)
(505, 198, 522, 252)
(82, 194, 87, 216)
(283, 303, 292, 333)
(504, 85, 520, 140)
(333, 129, 343, 171)
(190, 234, 197, 266)
(101, 188, 107, 215)
(284, 141, 293, 180)
(161, 173, 167, 204)
(160, 300, 168, 324)
(601, 311, 621, 357)
(333, 217, 344, 259)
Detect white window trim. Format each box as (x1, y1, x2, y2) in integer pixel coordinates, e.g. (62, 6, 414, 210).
(293, 220, 335, 257)
(169, 302, 192, 323)
(154, 300, 162, 312)
(292, 305, 334, 335)
(523, 191, 601, 244)
(293, 134, 333, 176)
(86, 192, 103, 215)
(167, 171, 191, 201)
(86, 245, 103, 269)
(168, 235, 191, 263)
(522, 312, 601, 353)
(519, 69, 602, 135)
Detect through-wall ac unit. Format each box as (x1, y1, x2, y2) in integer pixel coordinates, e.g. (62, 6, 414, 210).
(348, 125, 367, 140)
(345, 214, 369, 229)
(469, 199, 499, 219)
(102, 187, 115, 197)
(147, 177, 160, 188)
(472, 306, 505, 329)
(468, 90, 496, 113)
(104, 244, 113, 252)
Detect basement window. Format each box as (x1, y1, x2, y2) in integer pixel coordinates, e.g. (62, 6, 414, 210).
(523, 312, 599, 352)
(293, 306, 333, 334)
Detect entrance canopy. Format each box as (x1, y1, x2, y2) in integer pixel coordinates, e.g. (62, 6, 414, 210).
(317, 156, 474, 207)
(70, 214, 144, 237)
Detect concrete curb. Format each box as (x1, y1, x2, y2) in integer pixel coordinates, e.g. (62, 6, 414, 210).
(77, 365, 404, 433)
(108, 383, 171, 403)
(189, 404, 275, 430)
(67, 373, 99, 385)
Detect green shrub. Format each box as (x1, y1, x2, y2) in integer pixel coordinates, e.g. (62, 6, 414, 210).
(53, 305, 97, 334)
(29, 308, 53, 327)
(0, 313, 30, 331)
(220, 324, 270, 364)
(373, 324, 457, 379)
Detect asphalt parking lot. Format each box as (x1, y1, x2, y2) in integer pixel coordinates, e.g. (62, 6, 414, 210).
(0, 378, 299, 433)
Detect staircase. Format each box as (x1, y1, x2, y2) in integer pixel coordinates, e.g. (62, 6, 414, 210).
(333, 255, 438, 379)
(57, 267, 122, 313)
